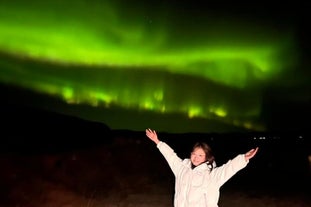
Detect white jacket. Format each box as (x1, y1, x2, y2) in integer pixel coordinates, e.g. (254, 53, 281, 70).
(157, 141, 248, 207)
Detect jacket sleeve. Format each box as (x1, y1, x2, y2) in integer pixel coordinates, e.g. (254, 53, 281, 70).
(212, 154, 248, 187)
(157, 141, 184, 176)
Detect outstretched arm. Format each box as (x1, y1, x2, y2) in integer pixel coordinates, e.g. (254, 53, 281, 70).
(244, 147, 259, 161)
(146, 128, 160, 145)
(212, 147, 259, 187)
(145, 128, 183, 176)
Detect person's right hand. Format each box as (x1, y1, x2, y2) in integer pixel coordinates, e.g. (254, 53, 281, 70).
(146, 128, 160, 144)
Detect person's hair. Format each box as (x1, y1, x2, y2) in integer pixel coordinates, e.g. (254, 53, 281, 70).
(192, 142, 215, 170)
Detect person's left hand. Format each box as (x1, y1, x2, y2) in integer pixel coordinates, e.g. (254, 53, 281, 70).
(245, 147, 259, 161)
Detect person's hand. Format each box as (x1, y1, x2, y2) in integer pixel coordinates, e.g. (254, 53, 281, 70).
(245, 147, 259, 161)
(146, 128, 160, 145)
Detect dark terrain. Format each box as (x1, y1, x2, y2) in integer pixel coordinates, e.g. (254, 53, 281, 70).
(0, 101, 310, 207)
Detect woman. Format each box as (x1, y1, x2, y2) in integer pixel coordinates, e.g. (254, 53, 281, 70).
(146, 128, 258, 207)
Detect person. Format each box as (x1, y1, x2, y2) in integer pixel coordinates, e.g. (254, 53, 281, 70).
(146, 128, 259, 207)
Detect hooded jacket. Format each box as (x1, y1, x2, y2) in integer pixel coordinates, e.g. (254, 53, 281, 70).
(157, 141, 248, 207)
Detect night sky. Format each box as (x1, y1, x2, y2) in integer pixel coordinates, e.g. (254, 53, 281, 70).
(0, 0, 310, 133)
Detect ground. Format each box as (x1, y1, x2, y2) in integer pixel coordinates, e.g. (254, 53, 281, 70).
(1, 131, 310, 207)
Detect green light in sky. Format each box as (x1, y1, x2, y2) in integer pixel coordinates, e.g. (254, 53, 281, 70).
(62, 87, 74, 100)
(0, 0, 298, 89)
(0, 0, 300, 132)
(188, 107, 202, 118)
(210, 107, 227, 117)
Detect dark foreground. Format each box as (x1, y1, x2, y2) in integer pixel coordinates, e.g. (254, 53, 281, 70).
(1, 128, 310, 207)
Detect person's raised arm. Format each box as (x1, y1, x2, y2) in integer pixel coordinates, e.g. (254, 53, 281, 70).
(145, 128, 184, 176)
(146, 128, 160, 145)
(244, 147, 259, 161)
(212, 147, 259, 187)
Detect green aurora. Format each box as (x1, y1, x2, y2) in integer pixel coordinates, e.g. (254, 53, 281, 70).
(0, 0, 307, 133)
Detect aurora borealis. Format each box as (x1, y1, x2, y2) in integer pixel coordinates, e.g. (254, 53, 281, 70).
(0, 0, 309, 133)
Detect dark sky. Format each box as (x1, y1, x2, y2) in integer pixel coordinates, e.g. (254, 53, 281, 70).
(0, 0, 310, 134)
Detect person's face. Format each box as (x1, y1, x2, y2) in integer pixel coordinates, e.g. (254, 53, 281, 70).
(190, 147, 206, 166)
